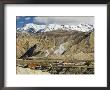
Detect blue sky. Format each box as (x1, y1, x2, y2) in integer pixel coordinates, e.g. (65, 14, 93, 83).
(16, 16, 36, 28)
(16, 16, 94, 28)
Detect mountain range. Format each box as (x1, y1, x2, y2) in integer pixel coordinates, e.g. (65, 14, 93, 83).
(17, 23, 94, 33)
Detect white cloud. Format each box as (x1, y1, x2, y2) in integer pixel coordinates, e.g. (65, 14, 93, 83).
(33, 17, 49, 24)
(33, 16, 94, 25)
(25, 17, 31, 20)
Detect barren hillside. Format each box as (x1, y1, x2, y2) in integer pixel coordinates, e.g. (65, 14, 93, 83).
(16, 30, 94, 74)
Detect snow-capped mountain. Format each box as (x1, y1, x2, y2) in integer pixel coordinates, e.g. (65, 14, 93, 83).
(17, 23, 94, 33)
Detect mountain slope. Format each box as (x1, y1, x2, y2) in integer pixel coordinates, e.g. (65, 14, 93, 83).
(16, 30, 94, 60)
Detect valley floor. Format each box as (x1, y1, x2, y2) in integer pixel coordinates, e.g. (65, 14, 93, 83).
(16, 58, 94, 74)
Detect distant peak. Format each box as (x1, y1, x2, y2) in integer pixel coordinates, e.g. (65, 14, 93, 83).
(17, 23, 94, 33)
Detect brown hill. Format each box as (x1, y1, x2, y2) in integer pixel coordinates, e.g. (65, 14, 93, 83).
(16, 30, 94, 61)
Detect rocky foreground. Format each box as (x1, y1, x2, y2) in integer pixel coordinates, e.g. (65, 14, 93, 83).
(16, 66, 50, 74)
(16, 59, 94, 74)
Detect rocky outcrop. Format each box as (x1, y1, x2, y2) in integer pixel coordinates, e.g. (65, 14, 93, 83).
(19, 44, 37, 59)
(54, 42, 70, 55)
